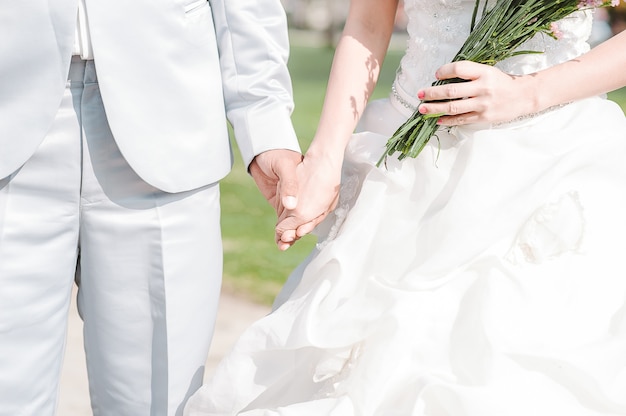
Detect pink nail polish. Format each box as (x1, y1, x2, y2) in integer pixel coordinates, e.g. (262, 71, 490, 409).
(419, 106, 427, 114)
(417, 90, 425, 100)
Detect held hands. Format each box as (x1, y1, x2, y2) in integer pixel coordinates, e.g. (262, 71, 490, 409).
(249, 148, 303, 226)
(417, 61, 538, 126)
(250, 149, 341, 251)
(274, 152, 342, 250)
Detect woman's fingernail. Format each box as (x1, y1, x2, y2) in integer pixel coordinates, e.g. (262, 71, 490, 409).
(417, 90, 425, 100)
(419, 105, 427, 114)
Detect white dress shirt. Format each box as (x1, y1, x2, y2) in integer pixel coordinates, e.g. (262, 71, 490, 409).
(73, 0, 93, 59)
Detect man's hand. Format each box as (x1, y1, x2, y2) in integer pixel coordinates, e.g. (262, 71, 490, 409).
(274, 152, 342, 251)
(249, 149, 303, 248)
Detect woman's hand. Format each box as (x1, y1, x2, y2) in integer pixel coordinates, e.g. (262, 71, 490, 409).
(274, 152, 342, 250)
(417, 61, 538, 126)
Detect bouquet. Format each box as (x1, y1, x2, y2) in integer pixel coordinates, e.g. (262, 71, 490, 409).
(378, 0, 621, 166)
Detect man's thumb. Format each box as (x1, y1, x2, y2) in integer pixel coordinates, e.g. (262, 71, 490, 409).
(276, 160, 299, 210)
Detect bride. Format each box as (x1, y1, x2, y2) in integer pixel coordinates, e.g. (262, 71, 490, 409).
(187, 0, 626, 414)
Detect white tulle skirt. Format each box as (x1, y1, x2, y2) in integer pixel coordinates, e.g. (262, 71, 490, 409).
(186, 95, 626, 416)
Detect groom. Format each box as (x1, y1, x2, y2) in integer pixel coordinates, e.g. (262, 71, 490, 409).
(0, 0, 301, 414)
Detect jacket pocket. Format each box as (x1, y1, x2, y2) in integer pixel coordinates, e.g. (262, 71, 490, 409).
(184, 0, 208, 14)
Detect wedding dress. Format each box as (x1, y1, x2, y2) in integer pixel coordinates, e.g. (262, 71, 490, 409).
(186, 1, 626, 414)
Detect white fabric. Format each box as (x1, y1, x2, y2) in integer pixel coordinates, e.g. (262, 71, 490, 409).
(72, 0, 93, 59)
(396, 0, 592, 97)
(0, 58, 223, 416)
(185, 2, 626, 415)
(0, 0, 300, 192)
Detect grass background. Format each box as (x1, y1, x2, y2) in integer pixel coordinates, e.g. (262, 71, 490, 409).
(221, 42, 626, 305)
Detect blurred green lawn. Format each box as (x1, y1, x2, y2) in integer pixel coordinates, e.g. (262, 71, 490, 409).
(221, 43, 626, 305)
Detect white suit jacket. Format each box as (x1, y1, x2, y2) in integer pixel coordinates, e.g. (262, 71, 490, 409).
(0, 0, 300, 192)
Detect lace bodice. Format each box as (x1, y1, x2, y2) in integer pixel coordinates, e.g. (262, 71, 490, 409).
(395, 0, 594, 98)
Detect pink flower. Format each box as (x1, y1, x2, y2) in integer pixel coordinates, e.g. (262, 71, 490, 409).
(579, 0, 621, 7)
(550, 22, 563, 39)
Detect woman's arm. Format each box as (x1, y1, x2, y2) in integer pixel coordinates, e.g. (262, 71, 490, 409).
(275, 0, 399, 249)
(418, 30, 626, 126)
(306, 0, 399, 163)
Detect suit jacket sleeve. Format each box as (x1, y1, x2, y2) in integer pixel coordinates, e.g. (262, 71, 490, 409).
(208, 0, 301, 167)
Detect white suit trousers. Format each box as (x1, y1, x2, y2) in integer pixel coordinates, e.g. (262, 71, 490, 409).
(0, 58, 223, 416)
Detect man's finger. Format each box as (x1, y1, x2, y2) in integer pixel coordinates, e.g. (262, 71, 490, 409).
(274, 158, 300, 210)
